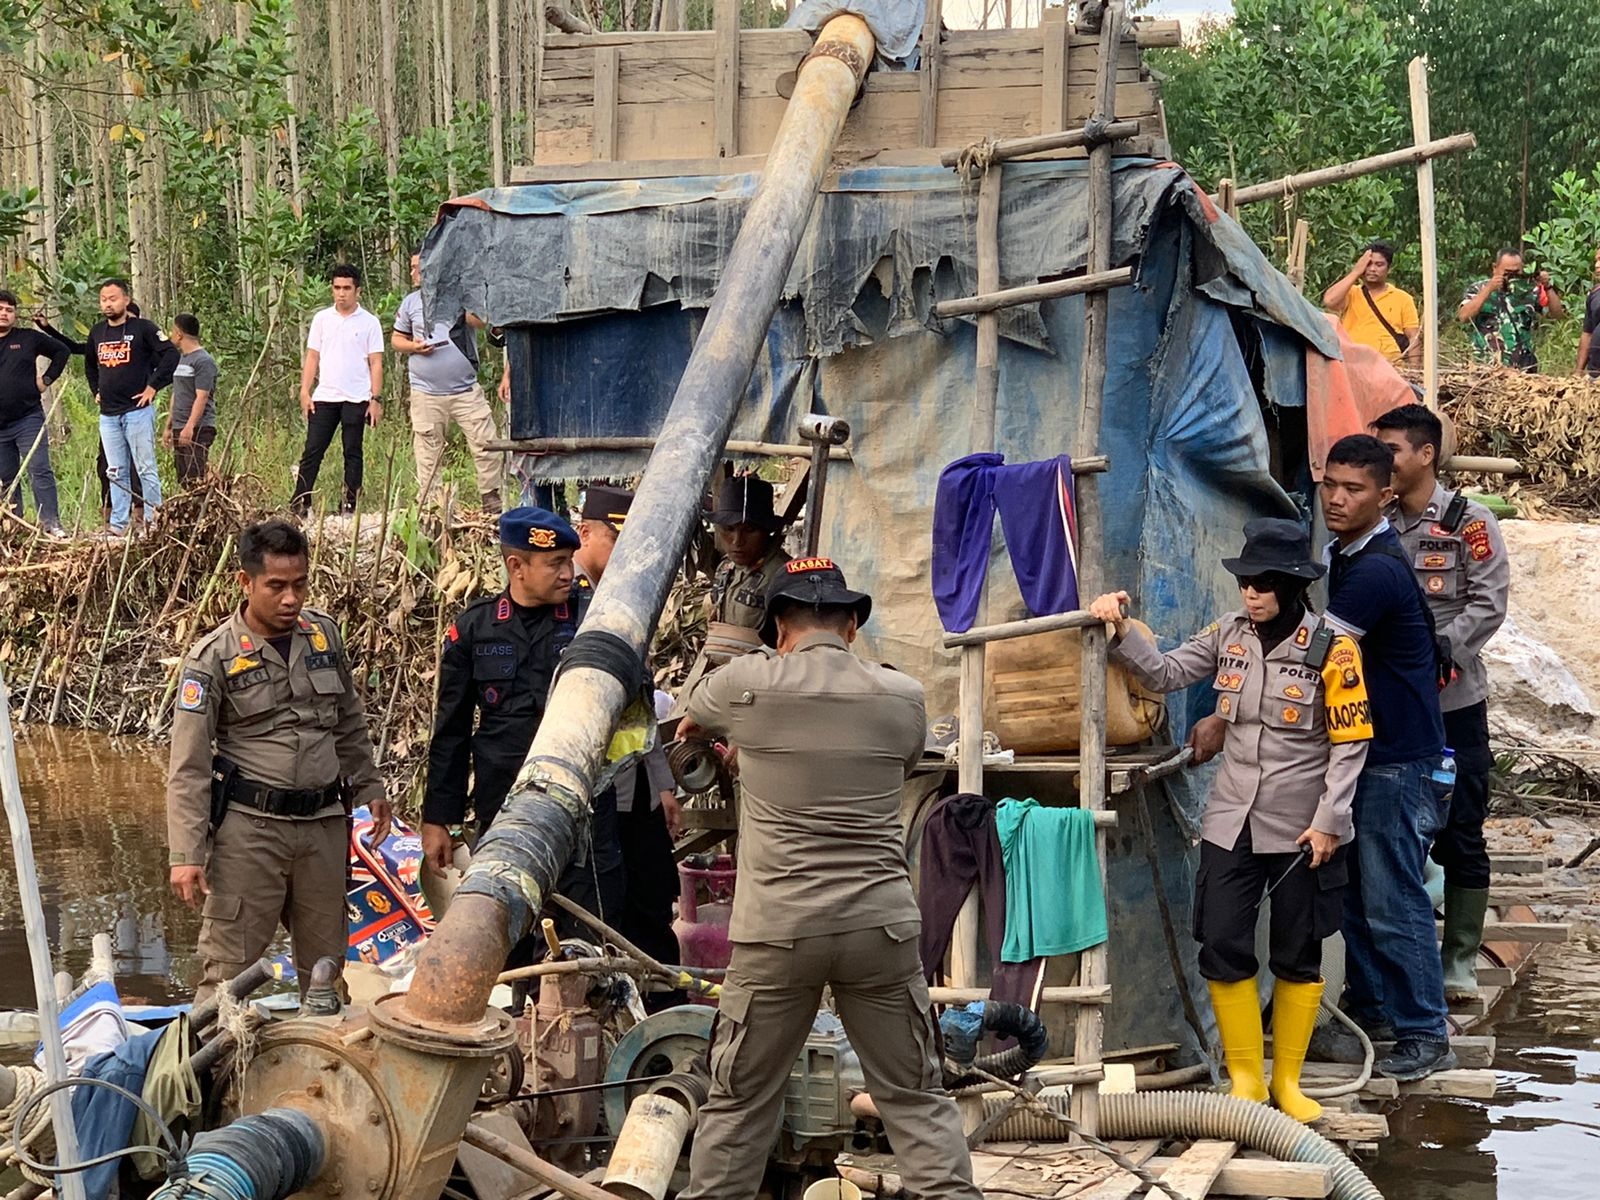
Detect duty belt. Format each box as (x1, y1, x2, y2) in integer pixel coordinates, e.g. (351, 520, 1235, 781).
(228, 775, 343, 818)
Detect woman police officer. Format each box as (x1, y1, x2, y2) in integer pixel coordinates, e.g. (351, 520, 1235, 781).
(1087, 518, 1373, 1123)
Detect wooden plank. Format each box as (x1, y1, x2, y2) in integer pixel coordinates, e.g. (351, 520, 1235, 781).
(1477, 966, 1516, 988)
(1041, 10, 1070, 135)
(592, 46, 620, 162)
(918, 0, 941, 146)
(1489, 853, 1548, 875)
(1444, 921, 1568, 943)
(1310, 1109, 1388, 1143)
(1143, 1155, 1333, 1198)
(1076, 1140, 1164, 1200)
(1402, 1068, 1500, 1099)
(1158, 1140, 1237, 1200)
(543, 19, 1177, 53)
(1448, 992, 1490, 1018)
(713, 0, 740, 158)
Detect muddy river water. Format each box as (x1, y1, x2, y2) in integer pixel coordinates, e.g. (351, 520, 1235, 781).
(1, 729, 1595, 1194)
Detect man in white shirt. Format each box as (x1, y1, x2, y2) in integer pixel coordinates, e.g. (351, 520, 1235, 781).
(292, 264, 384, 516)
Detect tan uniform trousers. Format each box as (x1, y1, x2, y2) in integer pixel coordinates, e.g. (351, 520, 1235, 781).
(409, 383, 502, 505)
(680, 925, 982, 1200)
(195, 810, 348, 1005)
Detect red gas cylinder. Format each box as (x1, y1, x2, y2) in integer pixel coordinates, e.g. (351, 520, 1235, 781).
(673, 854, 736, 1003)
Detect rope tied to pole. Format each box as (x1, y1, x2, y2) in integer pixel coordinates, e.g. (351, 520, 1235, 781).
(954, 136, 999, 182)
(0, 1066, 57, 1185)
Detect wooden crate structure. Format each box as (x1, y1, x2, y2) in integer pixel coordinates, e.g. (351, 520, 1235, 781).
(520, 10, 1178, 178)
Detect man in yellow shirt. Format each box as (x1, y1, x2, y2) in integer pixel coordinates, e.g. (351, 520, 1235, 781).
(1323, 241, 1421, 367)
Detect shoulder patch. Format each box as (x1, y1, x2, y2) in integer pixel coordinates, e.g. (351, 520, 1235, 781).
(1461, 519, 1494, 562)
(178, 677, 207, 711)
(496, 596, 512, 621)
(1322, 636, 1373, 744)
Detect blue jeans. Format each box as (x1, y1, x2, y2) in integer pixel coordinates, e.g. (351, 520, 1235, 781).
(0, 406, 60, 526)
(99, 407, 162, 529)
(1341, 758, 1451, 1041)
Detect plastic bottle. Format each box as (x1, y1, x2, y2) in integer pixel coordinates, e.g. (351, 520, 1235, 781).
(1431, 747, 1457, 794)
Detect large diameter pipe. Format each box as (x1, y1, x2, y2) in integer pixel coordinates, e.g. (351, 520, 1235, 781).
(402, 13, 876, 1029)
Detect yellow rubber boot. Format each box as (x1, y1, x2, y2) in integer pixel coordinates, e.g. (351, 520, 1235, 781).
(1208, 979, 1269, 1103)
(1269, 979, 1326, 1123)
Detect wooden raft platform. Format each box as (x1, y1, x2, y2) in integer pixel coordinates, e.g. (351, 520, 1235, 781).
(521, 11, 1177, 178)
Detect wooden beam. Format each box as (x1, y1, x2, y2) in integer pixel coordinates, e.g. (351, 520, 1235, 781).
(1041, 8, 1071, 137)
(1287, 218, 1310, 293)
(1489, 852, 1547, 874)
(1143, 1155, 1332, 1198)
(1227, 132, 1476, 207)
(592, 45, 620, 161)
(918, 0, 941, 146)
(713, 0, 740, 158)
(1476, 965, 1516, 988)
(1444, 454, 1522, 474)
(1158, 1140, 1237, 1200)
(939, 119, 1141, 168)
(485, 436, 849, 459)
(933, 266, 1134, 318)
(1448, 921, 1568, 943)
(945, 608, 1104, 649)
(1410, 57, 1440, 410)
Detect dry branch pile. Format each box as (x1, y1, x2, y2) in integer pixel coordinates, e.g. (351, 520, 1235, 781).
(0, 482, 707, 812)
(1443, 367, 1600, 514)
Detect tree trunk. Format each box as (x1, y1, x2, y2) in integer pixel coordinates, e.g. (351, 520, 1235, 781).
(381, 0, 402, 284)
(442, 0, 458, 192)
(328, 0, 347, 114)
(488, 0, 505, 186)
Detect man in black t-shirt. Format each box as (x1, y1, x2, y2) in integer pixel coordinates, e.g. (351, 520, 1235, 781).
(84, 279, 176, 535)
(0, 289, 70, 536)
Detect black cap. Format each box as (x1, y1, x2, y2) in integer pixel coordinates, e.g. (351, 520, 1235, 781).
(758, 556, 872, 646)
(579, 484, 633, 532)
(711, 476, 786, 532)
(1220, 518, 1326, 581)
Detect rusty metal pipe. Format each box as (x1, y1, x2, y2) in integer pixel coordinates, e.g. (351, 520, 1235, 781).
(402, 13, 876, 1029)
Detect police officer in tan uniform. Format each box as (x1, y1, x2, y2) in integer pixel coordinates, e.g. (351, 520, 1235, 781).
(167, 520, 389, 1003)
(1089, 518, 1373, 1124)
(1372, 403, 1509, 998)
(676, 558, 981, 1200)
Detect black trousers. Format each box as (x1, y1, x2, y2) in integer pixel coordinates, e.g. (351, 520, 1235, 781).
(175, 425, 217, 486)
(1431, 701, 1493, 890)
(1194, 823, 1349, 984)
(292, 401, 367, 513)
(617, 799, 685, 1010)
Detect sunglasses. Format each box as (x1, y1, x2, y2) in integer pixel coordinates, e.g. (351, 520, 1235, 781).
(1236, 574, 1284, 592)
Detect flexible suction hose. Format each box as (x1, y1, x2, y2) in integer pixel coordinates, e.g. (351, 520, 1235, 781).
(941, 1002, 1050, 1089)
(149, 1108, 326, 1200)
(979, 1091, 1383, 1200)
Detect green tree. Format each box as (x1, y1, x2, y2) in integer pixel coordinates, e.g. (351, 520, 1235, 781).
(1155, 0, 1410, 295)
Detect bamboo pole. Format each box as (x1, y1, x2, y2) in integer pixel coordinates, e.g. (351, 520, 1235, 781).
(1225, 133, 1476, 208)
(1069, 0, 1124, 1139)
(944, 609, 1104, 648)
(1410, 59, 1440, 411)
(0, 665, 88, 1200)
(485, 435, 850, 459)
(938, 119, 1140, 169)
(933, 267, 1134, 319)
(950, 158, 1005, 995)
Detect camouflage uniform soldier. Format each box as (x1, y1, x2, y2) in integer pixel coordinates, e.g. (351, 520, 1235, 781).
(1457, 246, 1565, 370)
(167, 520, 389, 1003)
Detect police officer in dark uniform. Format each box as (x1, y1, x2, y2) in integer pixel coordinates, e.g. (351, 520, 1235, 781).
(422, 506, 623, 933)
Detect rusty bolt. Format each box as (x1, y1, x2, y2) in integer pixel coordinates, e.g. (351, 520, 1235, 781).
(367, 1111, 382, 1125)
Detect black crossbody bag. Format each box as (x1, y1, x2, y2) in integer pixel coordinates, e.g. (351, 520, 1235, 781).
(1358, 284, 1410, 354)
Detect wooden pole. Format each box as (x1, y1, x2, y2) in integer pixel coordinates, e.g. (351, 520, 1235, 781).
(933, 266, 1133, 319)
(1225, 133, 1475, 208)
(1410, 58, 1440, 410)
(1070, 0, 1124, 1139)
(952, 159, 1005, 994)
(484, 435, 850, 459)
(0, 666, 89, 1200)
(944, 609, 1104, 648)
(938, 120, 1140, 169)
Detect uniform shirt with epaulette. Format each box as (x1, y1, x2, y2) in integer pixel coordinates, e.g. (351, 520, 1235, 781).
(1386, 482, 1509, 713)
(710, 545, 791, 631)
(166, 606, 384, 866)
(424, 584, 587, 830)
(1112, 610, 1372, 853)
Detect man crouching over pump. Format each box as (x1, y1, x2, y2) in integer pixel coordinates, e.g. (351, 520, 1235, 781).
(675, 557, 982, 1200)
(1088, 518, 1373, 1123)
